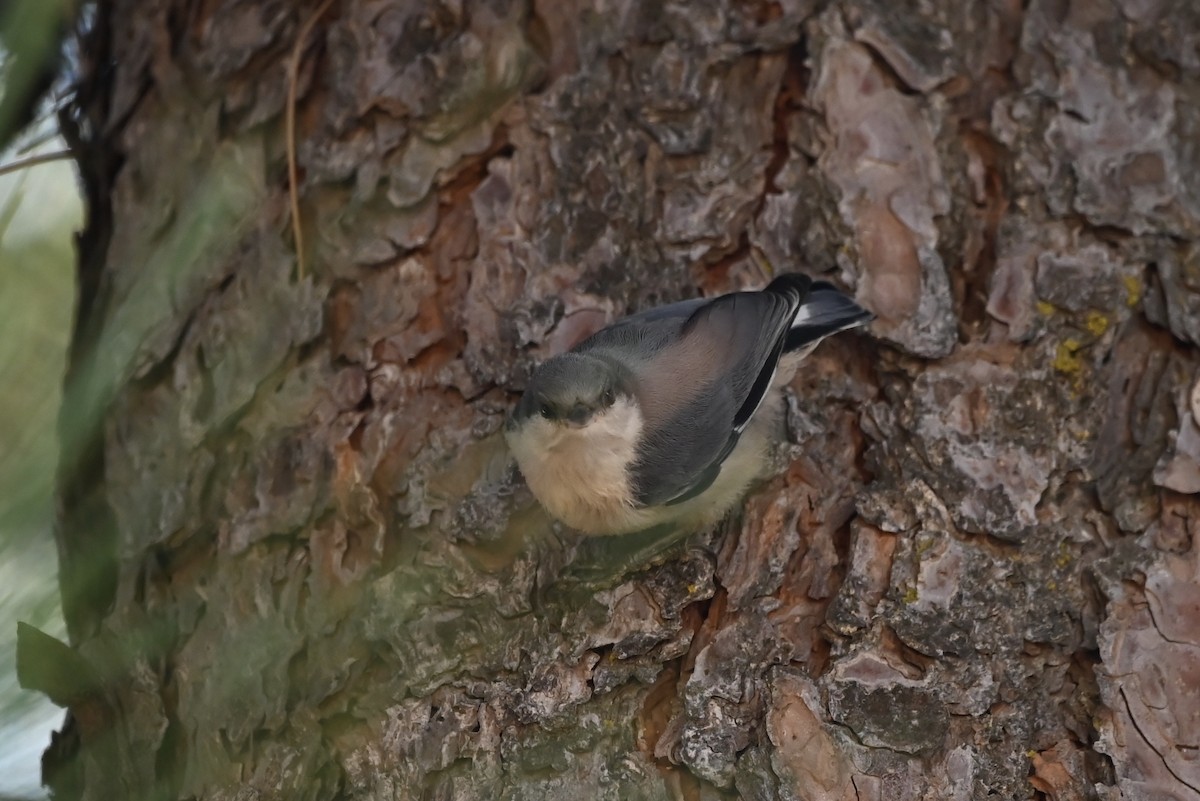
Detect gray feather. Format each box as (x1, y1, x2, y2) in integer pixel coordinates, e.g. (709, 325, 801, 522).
(786, 280, 874, 351)
(573, 275, 810, 506)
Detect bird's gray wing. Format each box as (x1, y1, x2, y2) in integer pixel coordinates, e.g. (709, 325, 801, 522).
(601, 276, 810, 507)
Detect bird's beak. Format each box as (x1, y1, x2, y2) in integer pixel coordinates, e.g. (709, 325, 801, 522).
(566, 404, 593, 427)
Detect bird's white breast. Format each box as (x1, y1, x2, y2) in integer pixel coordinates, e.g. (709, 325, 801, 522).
(506, 398, 657, 534)
(507, 386, 789, 536)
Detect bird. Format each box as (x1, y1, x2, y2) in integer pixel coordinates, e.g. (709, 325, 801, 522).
(504, 273, 873, 535)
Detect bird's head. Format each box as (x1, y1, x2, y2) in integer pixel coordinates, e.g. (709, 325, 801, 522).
(508, 353, 635, 431)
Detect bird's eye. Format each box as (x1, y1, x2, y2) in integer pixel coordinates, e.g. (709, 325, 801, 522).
(539, 404, 552, 419)
(601, 389, 615, 406)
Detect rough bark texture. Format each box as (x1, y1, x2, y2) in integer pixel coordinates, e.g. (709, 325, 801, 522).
(51, 1, 1200, 800)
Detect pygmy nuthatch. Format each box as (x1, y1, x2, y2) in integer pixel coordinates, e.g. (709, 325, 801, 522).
(505, 273, 872, 535)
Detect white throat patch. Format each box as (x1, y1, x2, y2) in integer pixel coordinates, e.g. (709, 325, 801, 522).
(506, 398, 648, 534)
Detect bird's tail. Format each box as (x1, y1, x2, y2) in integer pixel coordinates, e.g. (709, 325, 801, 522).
(782, 279, 873, 353)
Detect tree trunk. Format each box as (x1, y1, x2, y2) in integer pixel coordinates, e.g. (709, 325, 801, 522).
(44, 1, 1200, 799)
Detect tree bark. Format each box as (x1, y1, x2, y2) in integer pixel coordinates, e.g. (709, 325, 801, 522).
(46, 1, 1200, 799)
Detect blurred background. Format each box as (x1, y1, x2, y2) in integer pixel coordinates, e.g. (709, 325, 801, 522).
(0, 119, 80, 798)
(0, 2, 82, 796)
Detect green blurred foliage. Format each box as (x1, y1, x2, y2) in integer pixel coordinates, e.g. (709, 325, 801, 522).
(0, 2, 87, 798)
(0, 154, 80, 798)
(0, 0, 75, 152)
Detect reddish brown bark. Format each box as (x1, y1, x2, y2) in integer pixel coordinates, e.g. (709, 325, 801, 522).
(47, 1, 1200, 799)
